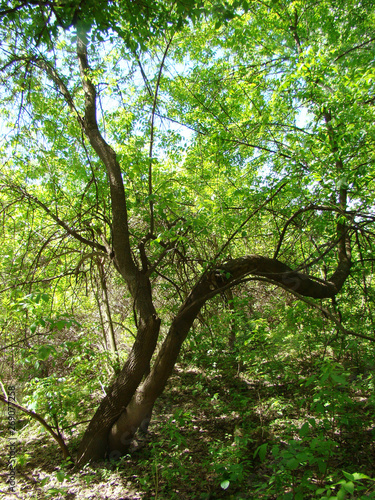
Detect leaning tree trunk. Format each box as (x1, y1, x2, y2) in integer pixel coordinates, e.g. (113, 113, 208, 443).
(77, 250, 352, 465)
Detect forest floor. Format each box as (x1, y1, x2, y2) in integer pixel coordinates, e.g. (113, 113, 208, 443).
(1, 359, 375, 499)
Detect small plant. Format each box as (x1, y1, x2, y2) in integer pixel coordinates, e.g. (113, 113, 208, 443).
(217, 462, 245, 491)
(316, 471, 375, 499)
(210, 428, 252, 493)
(15, 452, 31, 467)
(39, 469, 69, 499)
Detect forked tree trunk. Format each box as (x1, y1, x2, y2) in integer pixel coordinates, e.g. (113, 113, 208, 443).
(8, 18, 353, 468)
(108, 295, 205, 458)
(77, 252, 351, 465)
(71, 25, 352, 466)
(76, 312, 161, 464)
(77, 274, 205, 465)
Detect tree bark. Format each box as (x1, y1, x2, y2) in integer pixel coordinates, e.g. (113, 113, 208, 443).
(104, 252, 352, 461)
(76, 308, 161, 464)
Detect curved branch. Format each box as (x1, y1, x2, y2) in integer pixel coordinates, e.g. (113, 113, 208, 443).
(198, 253, 349, 306)
(154, 251, 352, 367)
(76, 24, 137, 283)
(0, 394, 71, 460)
(136, 249, 353, 417)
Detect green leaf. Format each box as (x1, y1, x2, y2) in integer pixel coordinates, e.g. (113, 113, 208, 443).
(343, 482, 354, 494)
(299, 422, 310, 437)
(330, 373, 347, 384)
(337, 487, 347, 500)
(56, 471, 65, 482)
(286, 458, 300, 470)
(305, 375, 317, 387)
(283, 493, 294, 500)
(352, 472, 373, 481)
(37, 345, 53, 360)
(317, 460, 327, 474)
(220, 480, 230, 490)
(342, 472, 355, 481)
(55, 320, 68, 331)
(254, 443, 268, 462)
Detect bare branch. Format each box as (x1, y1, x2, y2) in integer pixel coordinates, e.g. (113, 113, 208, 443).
(0, 394, 71, 460)
(335, 37, 375, 62)
(8, 182, 106, 252)
(274, 204, 342, 259)
(214, 182, 287, 264)
(148, 35, 174, 237)
(32, 56, 84, 126)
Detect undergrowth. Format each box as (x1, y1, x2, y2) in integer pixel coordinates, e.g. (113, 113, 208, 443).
(2, 337, 375, 499)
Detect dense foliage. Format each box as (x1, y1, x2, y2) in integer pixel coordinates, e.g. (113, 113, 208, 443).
(0, 0, 375, 498)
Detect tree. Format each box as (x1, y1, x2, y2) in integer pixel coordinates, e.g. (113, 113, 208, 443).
(0, 0, 374, 466)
